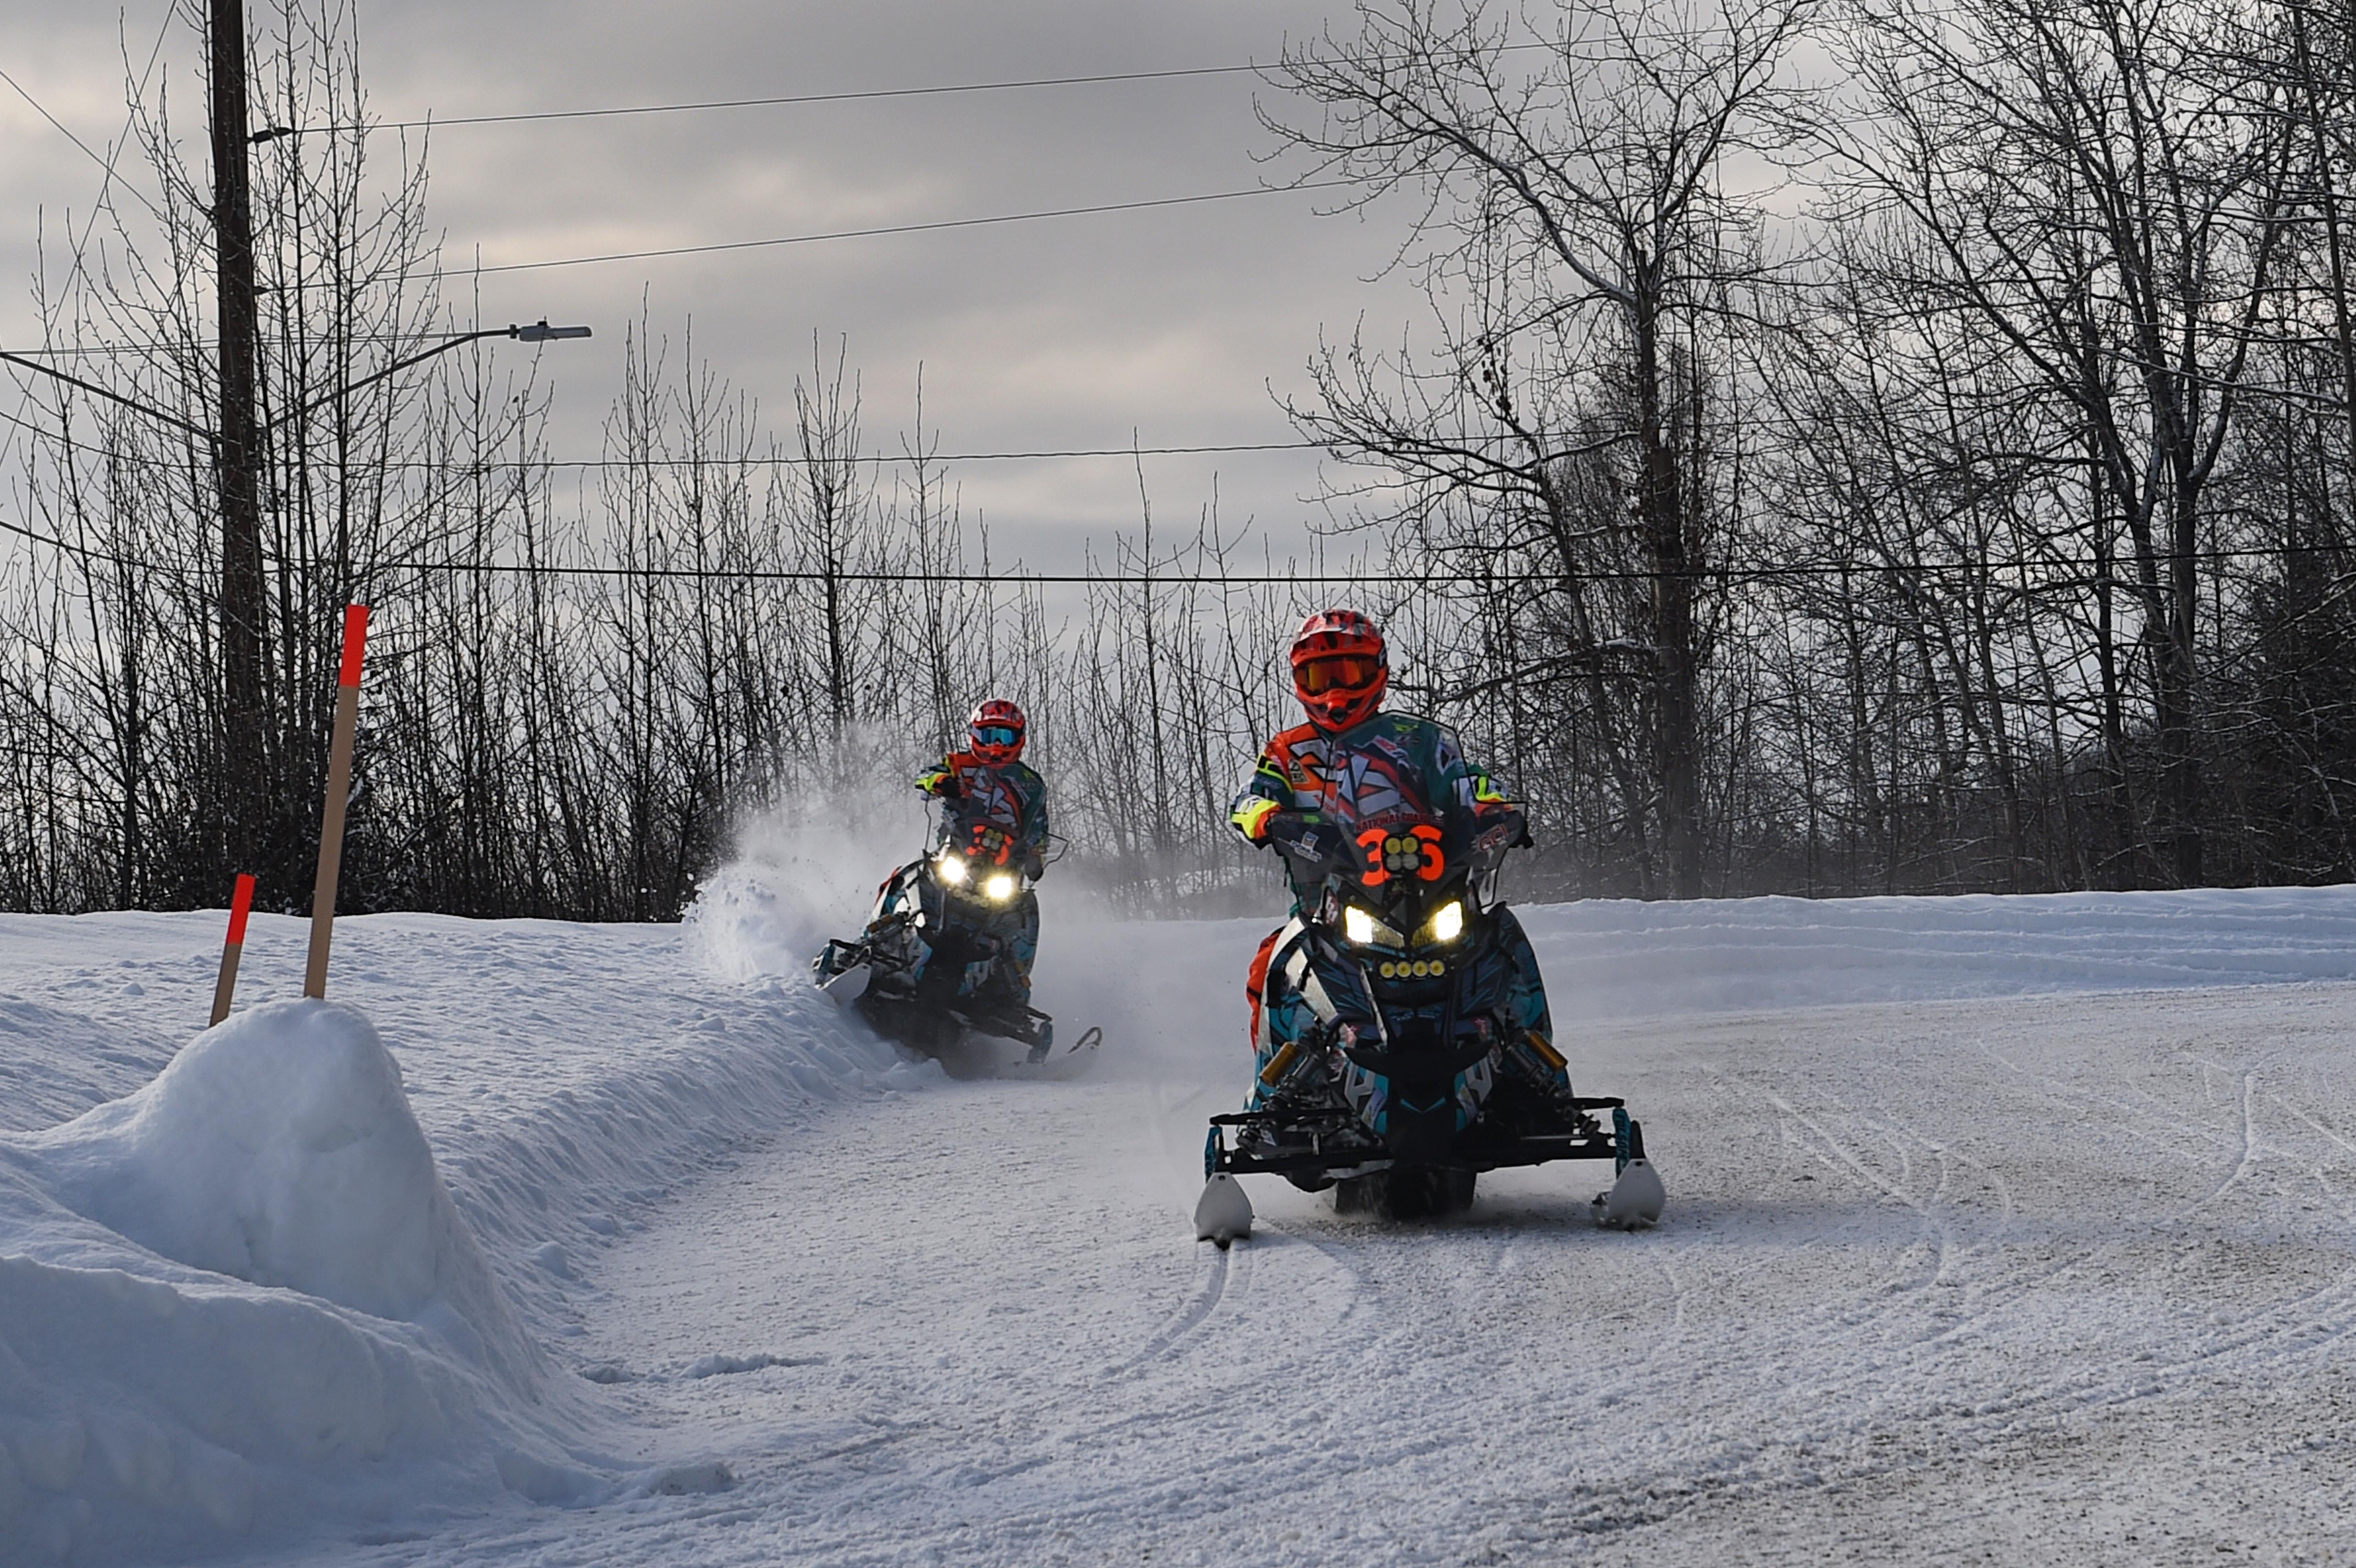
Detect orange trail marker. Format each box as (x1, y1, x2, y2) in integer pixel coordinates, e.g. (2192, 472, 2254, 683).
(304, 604, 370, 999)
(209, 872, 256, 1026)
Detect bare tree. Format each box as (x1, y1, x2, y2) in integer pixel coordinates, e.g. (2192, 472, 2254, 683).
(1838, 0, 2297, 884)
(1267, 0, 1816, 896)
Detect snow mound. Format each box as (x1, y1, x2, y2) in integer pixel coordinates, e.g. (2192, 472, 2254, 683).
(26, 1001, 518, 1340)
(0, 1001, 578, 1564)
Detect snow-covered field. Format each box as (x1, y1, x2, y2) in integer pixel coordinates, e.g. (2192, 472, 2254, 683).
(8, 871, 2356, 1564)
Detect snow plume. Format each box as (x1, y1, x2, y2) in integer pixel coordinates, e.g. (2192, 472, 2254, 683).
(688, 729, 932, 983)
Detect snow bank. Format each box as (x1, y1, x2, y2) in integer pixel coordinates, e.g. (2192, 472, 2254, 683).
(0, 887, 947, 1563)
(0, 1002, 584, 1565)
(25, 1001, 523, 1348)
(1520, 883, 2356, 1020)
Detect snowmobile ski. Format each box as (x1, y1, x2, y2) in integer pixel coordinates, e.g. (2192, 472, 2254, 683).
(1004, 1023, 1101, 1077)
(1590, 1109, 1666, 1227)
(1016, 1023, 1102, 1064)
(1592, 1158, 1667, 1229)
(1194, 1173, 1253, 1247)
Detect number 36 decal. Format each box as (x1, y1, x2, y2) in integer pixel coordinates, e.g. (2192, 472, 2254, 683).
(1357, 823, 1445, 886)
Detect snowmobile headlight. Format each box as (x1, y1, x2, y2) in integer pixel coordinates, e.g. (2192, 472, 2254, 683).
(1342, 906, 1404, 947)
(936, 852, 970, 886)
(1422, 900, 1465, 946)
(983, 872, 1018, 903)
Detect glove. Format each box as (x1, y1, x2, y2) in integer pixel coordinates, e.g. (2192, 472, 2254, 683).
(1021, 846, 1046, 880)
(1267, 812, 1342, 863)
(1474, 807, 1531, 855)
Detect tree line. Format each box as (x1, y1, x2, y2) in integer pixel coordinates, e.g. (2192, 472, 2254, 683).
(8, 0, 2356, 919)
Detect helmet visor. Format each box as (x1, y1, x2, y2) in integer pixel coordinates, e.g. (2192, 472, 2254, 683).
(1298, 654, 1380, 695)
(973, 724, 1021, 749)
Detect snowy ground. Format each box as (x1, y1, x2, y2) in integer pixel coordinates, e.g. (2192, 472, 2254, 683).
(9, 877, 2356, 1564)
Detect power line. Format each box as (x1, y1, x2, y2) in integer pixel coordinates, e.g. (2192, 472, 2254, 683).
(335, 60, 1278, 133)
(317, 26, 1882, 138)
(359, 544, 2356, 588)
(0, 3, 181, 494)
(555, 441, 1324, 466)
(0, 63, 167, 224)
(0, 408, 1324, 466)
(472, 180, 1357, 275)
(0, 330, 507, 358)
(6, 504, 2347, 589)
(311, 43, 1574, 136)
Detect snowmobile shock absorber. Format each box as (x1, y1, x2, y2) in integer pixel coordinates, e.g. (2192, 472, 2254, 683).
(1506, 1029, 1566, 1087)
(1204, 1125, 1225, 1181)
(1258, 1039, 1301, 1088)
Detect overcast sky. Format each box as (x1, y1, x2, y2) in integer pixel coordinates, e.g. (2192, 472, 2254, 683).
(0, 0, 1431, 571)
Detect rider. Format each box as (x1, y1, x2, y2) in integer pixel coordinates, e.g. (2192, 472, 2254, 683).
(1228, 609, 1568, 1102)
(915, 698, 1050, 1021)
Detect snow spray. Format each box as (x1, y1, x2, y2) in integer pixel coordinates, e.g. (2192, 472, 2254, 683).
(686, 726, 931, 981)
(304, 604, 369, 999)
(209, 871, 257, 1025)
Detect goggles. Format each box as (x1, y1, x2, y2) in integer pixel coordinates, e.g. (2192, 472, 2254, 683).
(1298, 653, 1380, 695)
(973, 724, 1021, 748)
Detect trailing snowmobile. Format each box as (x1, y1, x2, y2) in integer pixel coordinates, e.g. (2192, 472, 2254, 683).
(811, 800, 1065, 1065)
(1198, 807, 1665, 1238)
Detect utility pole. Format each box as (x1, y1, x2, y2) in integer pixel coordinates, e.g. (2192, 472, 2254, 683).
(209, 0, 267, 885)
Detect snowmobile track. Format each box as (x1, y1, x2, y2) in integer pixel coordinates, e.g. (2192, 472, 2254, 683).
(1114, 1240, 1242, 1372)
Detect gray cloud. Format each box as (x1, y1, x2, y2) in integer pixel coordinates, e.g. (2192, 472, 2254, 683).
(0, 0, 1429, 569)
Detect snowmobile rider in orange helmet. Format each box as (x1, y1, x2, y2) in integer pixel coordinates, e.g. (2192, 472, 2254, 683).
(1228, 610, 1562, 1093)
(914, 699, 1051, 1016)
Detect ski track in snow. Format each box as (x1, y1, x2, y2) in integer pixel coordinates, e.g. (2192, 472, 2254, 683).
(9, 886, 2356, 1562)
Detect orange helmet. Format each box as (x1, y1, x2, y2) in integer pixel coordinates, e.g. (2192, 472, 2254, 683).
(969, 698, 1027, 763)
(1290, 609, 1387, 732)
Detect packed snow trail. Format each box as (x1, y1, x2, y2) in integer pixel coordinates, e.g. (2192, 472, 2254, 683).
(9, 885, 2356, 1562)
(362, 982, 2356, 1566)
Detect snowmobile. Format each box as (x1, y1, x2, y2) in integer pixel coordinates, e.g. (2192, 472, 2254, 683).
(1196, 807, 1665, 1240)
(810, 801, 1062, 1065)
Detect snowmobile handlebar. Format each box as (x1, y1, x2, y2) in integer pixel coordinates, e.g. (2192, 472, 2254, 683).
(1262, 810, 1349, 866)
(931, 800, 1046, 881)
(1259, 807, 1524, 933)
(1264, 808, 1525, 883)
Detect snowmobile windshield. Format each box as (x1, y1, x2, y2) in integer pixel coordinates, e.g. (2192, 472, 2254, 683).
(1268, 807, 1470, 951)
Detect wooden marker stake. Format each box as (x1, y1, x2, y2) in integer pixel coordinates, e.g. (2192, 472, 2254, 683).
(304, 604, 370, 999)
(209, 872, 256, 1026)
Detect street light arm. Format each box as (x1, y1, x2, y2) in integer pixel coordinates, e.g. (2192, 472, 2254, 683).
(264, 321, 591, 431)
(0, 348, 214, 441)
(0, 321, 590, 443)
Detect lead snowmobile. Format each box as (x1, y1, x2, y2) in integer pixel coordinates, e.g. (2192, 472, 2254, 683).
(1197, 805, 1665, 1238)
(811, 797, 1059, 1065)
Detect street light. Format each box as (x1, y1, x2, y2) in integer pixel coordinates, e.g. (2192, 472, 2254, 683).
(271, 321, 594, 427)
(0, 320, 594, 438)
